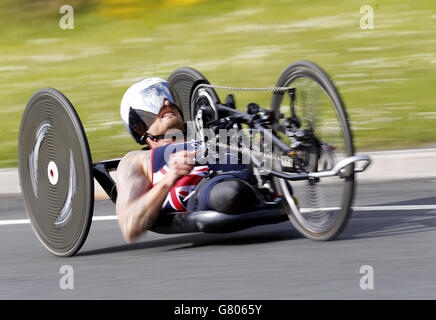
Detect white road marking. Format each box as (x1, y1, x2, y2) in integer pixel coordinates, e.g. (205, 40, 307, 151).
(0, 219, 30, 226)
(0, 215, 118, 226)
(300, 204, 436, 213)
(1, 204, 436, 226)
(300, 205, 436, 213)
(92, 215, 118, 221)
(354, 205, 436, 211)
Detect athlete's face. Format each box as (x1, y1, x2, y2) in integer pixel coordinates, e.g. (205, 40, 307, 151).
(146, 99, 184, 147)
(147, 99, 184, 134)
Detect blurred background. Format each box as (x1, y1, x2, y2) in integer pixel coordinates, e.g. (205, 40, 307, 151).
(0, 0, 435, 167)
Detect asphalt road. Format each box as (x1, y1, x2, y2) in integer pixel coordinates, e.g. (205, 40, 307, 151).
(1, 178, 436, 299)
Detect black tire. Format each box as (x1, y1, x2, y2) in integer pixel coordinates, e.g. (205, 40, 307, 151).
(18, 88, 94, 256)
(168, 67, 220, 139)
(270, 60, 355, 241)
(167, 67, 218, 120)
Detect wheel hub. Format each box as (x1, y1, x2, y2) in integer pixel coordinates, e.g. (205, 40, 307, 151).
(47, 161, 59, 185)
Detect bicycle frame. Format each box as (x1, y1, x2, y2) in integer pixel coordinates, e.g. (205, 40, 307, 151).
(214, 103, 371, 183)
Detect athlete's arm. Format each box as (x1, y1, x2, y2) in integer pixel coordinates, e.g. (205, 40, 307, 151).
(115, 150, 195, 243)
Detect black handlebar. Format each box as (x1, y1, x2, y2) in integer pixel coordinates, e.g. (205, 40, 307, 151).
(214, 103, 292, 154)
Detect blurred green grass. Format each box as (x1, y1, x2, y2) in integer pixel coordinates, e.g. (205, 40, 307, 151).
(0, 0, 435, 167)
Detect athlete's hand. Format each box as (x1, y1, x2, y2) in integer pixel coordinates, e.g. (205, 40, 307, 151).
(165, 150, 195, 185)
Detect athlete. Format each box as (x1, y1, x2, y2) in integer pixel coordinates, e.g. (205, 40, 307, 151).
(116, 78, 261, 243)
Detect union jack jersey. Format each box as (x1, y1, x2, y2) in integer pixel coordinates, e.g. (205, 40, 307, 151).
(151, 141, 209, 213)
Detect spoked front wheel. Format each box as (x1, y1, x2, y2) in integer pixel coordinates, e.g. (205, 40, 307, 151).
(270, 60, 355, 241)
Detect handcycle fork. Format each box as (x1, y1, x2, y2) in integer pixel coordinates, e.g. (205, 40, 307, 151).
(288, 88, 296, 113)
(287, 88, 301, 129)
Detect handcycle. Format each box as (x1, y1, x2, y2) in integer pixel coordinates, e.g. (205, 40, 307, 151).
(18, 60, 371, 256)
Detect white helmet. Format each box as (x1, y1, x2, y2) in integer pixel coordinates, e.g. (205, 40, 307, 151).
(120, 77, 182, 144)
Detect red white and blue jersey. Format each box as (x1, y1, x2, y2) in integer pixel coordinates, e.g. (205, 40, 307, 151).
(151, 141, 246, 213)
(151, 141, 209, 213)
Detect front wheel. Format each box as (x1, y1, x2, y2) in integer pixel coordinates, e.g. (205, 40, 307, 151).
(270, 60, 355, 241)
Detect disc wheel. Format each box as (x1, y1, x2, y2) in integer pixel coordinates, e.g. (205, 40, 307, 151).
(270, 60, 355, 241)
(18, 88, 94, 256)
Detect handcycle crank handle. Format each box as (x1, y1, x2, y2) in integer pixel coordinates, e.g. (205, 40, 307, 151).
(270, 155, 372, 181)
(351, 155, 372, 174)
(311, 155, 372, 179)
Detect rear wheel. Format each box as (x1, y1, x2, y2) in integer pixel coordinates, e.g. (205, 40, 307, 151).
(168, 67, 220, 144)
(18, 88, 94, 256)
(270, 60, 355, 241)
(167, 67, 220, 122)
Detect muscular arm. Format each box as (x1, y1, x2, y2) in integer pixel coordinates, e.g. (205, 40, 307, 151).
(115, 149, 194, 243)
